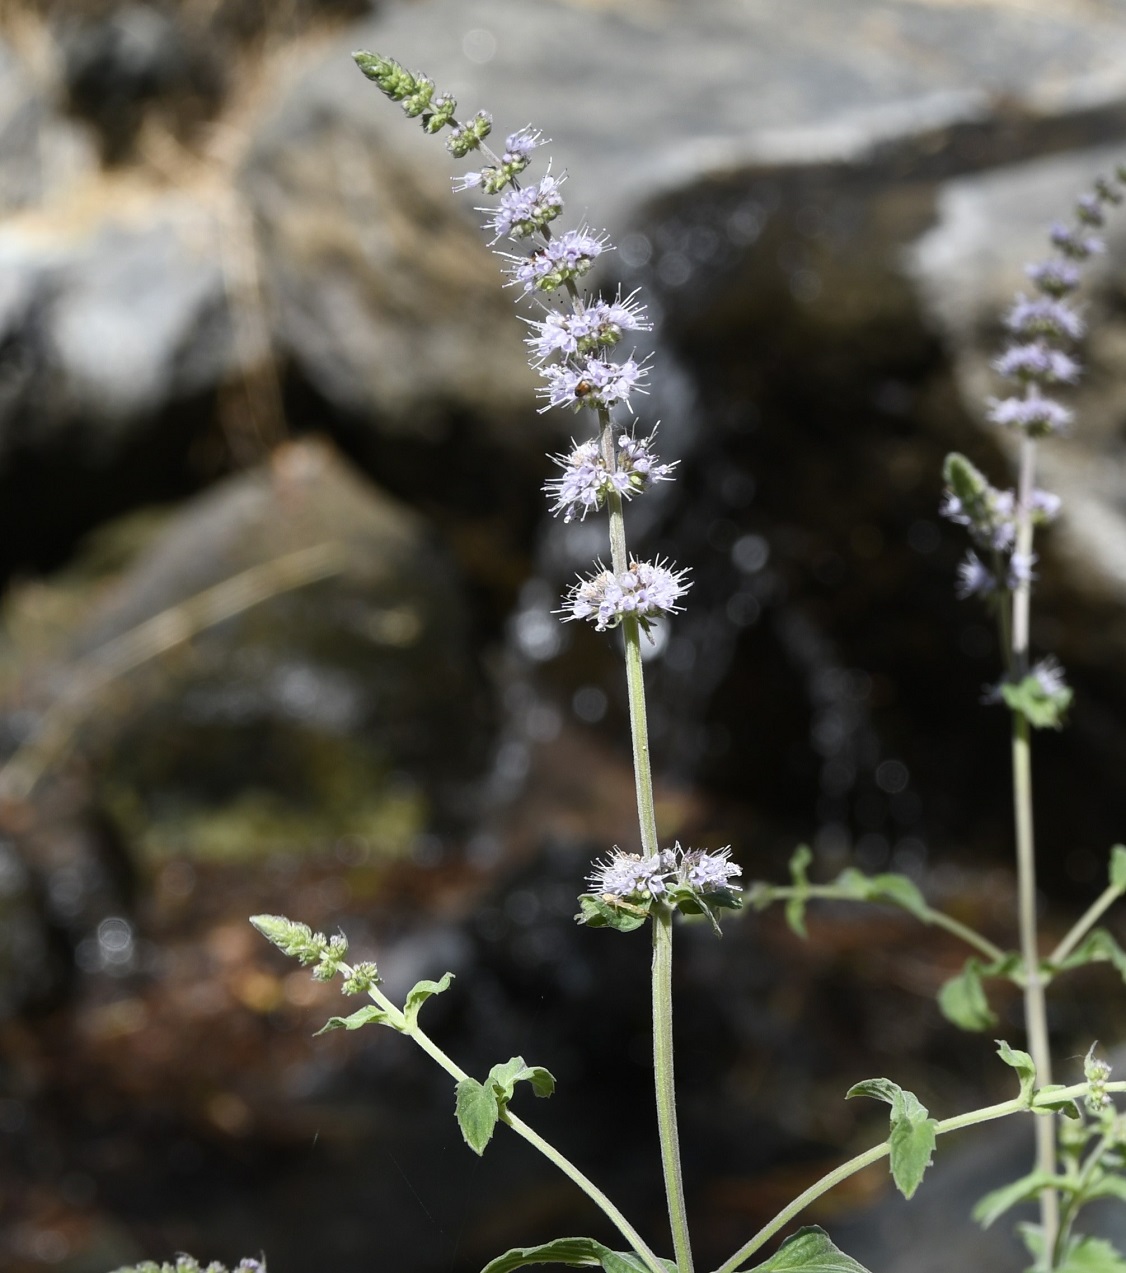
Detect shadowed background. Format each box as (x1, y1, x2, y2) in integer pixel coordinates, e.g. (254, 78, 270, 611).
(3, 1, 1126, 1271)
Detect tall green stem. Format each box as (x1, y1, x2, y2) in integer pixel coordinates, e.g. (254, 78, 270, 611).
(598, 409, 694, 1273)
(1010, 433, 1059, 1261)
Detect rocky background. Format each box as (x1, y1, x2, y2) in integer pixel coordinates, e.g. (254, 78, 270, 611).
(3, 1, 1126, 1271)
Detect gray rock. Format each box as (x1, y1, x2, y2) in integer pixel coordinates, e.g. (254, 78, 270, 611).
(0, 188, 239, 457)
(5, 438, 485, 859)
(0, 37, 95, 216)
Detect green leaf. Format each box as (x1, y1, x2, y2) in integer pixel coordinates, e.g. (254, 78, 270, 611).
(478, 1239, 675, 1273)
(1055, 1236, 1126, 1272)
(480, 1238, 612, 1273)
(1055, 928, 1126, 979)
(403, 971, 454, 1028)
(888, 1111, 937, 1200)
(576, 894, 650, 933)
(314, 1004, 394, 1035)
(995, 1039, 1037, 1103)
(487, 1056, 557, 1104)
(1000, 675, 1072, 730)
(846, 1078, 936, 1199)
(834, 869, 928, 921)
(972, 1170, 1060, 1228)
(1111, 845, 1126, 891)
(938, 959, 997, 1031)
(746, 1225, 872, 1272)
(1033, 1084, 1082, 1119)
(456, 1078, 499, 1155)
(601, 1255, 677, 1273)
(786, 845, 813, 938)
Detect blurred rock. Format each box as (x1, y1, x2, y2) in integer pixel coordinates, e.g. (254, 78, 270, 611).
(59, 4, 224, 164)
(0, 188, 238, 456)
(0, 36, 95, 215)
(5, 438, 487, 862)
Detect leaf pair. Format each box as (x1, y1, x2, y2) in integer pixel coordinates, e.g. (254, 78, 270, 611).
(480, 1227, 870, 1273)
(457, 1056, 556, 1155)
(315, 971, 455, 1035)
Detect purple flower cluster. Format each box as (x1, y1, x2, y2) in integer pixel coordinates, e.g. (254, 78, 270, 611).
(989, 173, 1123, 439)
(564, 559, 690, 633)
(945, 167, 1125, 607)
(588, 844, 742, 902)
(941, 454, 1061, 600)
(545, 432, 676, 522)
(353, 50, 689, 637)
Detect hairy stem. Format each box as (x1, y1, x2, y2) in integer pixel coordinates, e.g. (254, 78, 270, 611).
(596, 407, 694, 1273)
(362, 983, 669, 1273)
(1010, 433, 1059, 1262)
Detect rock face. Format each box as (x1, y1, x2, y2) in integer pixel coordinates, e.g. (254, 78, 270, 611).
(7, 438, 486, 863)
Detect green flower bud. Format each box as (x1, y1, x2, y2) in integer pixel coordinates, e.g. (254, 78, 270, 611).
(402, 77, 435, 118)
(423, 94, 457, 133)
(342, 961, 381, 995)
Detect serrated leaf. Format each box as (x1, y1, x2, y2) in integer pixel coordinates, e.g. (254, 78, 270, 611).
(972, 1170, 1060, 1228)
(487, 1056, 556, 1105)
(1055, 1236, 1126, 1272)
(938, 959, 997, 1031)
(1110, 845, 1126, 891)
(746, 1225, 871, 1272)
(479, 1237, 612, 1273)
(456, 1078, 499, 1156)
(314, 1004, 394, 1035)
(403, 971, 454, 1028)
(576, 894, 650, 933)
(786, 845, 813, 938)
(995, 1039, 1037, 1103)
(845, 1078, 935, 1199)
(1000, 676, 1072, 730)
(888, 1111, 937, 1199)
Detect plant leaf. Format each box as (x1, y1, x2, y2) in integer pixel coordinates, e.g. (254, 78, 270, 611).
(1055, 928, 1126, 980)
(972, 1170, 1061, 1228)
(938, 959, 997, 1031)
(1000, 675, 1072, 730)
(479, 1238, 612, 1273)
(995, 1039, 1037, 1104)
(314, 1004, 394, 1035)
(846, 1078, 936, 1199)
(1054, 1236, 1126, 1272)
(478, 1239, 675, 1273)
(834, 869, 929, 921)
(1033, 1084, 1082, 1119)
(456, 1078, 499, 1156)
(601, 1255, 677, 1273)
(488, 1056, 557, 1104)
(403, 971, 454, 1028)
(576, 894, 650, 933)
(745, 1226, 872, 1271)
(785, 845, 813, 938)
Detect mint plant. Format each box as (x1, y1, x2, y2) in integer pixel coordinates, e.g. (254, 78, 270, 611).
(113, 53, 1126, 1273)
